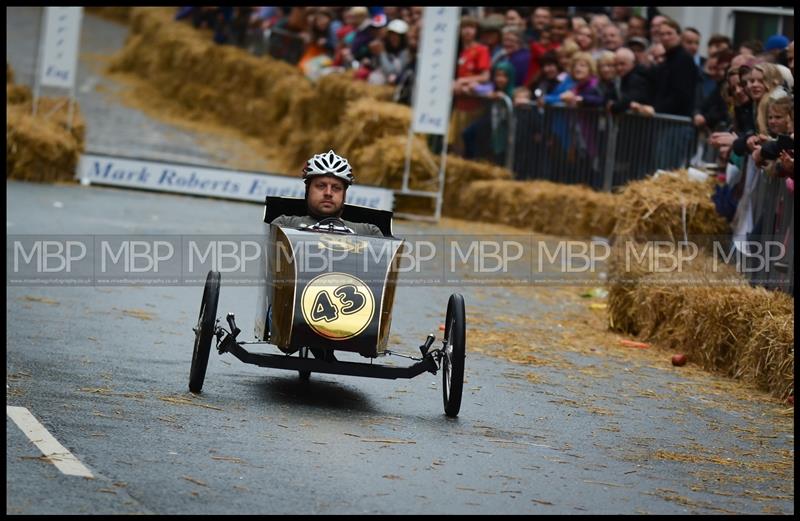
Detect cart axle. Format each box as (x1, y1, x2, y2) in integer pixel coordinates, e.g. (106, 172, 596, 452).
(219, 338, 439, 380)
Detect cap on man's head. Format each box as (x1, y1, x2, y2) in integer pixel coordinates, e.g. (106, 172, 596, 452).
(368, 6, 387, 27)
(387, 19, 409, 35)
(479, 13, 506, 32)
(765, 34, 789, 52)
(626, 36, 649, 50)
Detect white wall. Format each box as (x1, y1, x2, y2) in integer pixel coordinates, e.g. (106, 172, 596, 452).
(658, 6, 722, 59)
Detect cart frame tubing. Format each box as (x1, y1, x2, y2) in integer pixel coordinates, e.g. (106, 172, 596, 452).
(221, 341, 439, 380)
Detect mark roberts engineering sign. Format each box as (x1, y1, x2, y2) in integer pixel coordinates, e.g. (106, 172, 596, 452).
(77, 154, 394, 211)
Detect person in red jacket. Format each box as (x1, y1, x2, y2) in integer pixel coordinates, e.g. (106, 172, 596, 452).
(525, 12, 568, 85)
(450, 16, 491, 154)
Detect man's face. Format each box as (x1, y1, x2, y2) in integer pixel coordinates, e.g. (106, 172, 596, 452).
(505, 9, 524, 31)
(307, 176, 346, 217)
(575, 26, 593, 50)
(550, 18, 569, 42)
(659, 25, 680, 50)
(628, 17, 646, 38)
(614, 49, 635, 76)
(650, 15, 667, 43)
(533, 8, 551, 31)
(602, 25, 622, 51)
(682, 30, 700, 56)
(650, 43, 666, 65)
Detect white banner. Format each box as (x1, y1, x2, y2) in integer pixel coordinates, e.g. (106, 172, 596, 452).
(76, 154, 395, 212)
(39, 7, 83, 89)
(411, 7, 459, 135)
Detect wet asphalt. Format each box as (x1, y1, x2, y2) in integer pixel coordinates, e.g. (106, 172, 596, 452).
(6, 6, 794, 516)
(6, 181, 795, 515)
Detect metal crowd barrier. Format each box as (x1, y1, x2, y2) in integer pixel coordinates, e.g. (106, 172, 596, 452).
(450, 93, 515, 170)
(511, 104, 697, 190)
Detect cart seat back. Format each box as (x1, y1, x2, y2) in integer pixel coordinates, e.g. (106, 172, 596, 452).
(263, 196, 394, 237)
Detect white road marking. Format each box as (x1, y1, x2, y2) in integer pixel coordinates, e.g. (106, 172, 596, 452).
(6, 406, 94, 478)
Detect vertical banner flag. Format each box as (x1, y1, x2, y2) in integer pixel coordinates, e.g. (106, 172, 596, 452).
(411, 7, 459, 135)
(39, 7, 83, 89)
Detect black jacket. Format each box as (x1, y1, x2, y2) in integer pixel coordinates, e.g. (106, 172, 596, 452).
(606, 64, 651, 114)
(698, 80, 730, 130)
(651, 44, 698, 117)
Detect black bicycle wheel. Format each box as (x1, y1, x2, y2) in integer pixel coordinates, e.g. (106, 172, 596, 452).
(442, 293, 466, 417)
(189, 270, 220, 393)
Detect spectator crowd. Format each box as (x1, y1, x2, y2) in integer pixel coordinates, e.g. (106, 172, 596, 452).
(176, 6, 794, 251)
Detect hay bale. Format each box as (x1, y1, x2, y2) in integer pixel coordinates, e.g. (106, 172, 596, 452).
(7, 104, 83, 183)
(613, 169, 730, 241)
(333, 99, 411, 157)
(350, 134, 437, 190)
(7, 83, 31, 105)
(108, 7, 312, 146)
(309, 74, 390, 131)
(7, 73, 86, 183)
(458, 179, 617, 237)
(606, 242, 793, 400)
(741, 310, 794, 400)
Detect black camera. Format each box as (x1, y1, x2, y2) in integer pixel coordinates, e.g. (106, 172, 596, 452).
(760, 134, 794, 161)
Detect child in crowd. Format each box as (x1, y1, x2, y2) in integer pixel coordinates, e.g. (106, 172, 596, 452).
(528, 51, 562, 101)
(756, 96, 794, 178)
(513, 86, 532, 106)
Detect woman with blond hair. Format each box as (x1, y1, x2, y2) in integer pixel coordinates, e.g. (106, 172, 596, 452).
(595, 50, 617, 100)
(750, 62, 790, 136)
(540, 52, 605, 183)
(542, 51, 604, 107)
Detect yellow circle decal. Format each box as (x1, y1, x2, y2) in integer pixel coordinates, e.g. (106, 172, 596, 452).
(301, 272, 375, 340)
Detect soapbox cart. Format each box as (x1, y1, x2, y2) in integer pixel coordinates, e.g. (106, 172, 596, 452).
(188, 196, 466, 417)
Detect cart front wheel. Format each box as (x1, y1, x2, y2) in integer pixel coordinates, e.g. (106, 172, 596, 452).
(189, 270, 220, 393)
(442, 293, 466, 417)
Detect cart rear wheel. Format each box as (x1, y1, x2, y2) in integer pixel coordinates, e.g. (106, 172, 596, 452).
(442, 293, 466, 417)
(189, 270, 220, 393)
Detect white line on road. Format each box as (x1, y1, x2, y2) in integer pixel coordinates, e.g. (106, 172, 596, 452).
(6, 406, 94, 478)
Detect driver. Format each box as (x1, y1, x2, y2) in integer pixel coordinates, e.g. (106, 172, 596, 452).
(271, 150, 383, 237)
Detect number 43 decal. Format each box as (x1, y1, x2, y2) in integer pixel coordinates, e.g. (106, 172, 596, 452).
(311, 285, 366, 322)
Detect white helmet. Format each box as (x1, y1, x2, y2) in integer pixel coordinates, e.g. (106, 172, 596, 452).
(302, 150, 354, 186)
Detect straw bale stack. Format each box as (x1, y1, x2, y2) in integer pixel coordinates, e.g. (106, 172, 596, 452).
(7, 64, 86, 183)
(333, 99, 412, 157)
(350, 134, 437, 190)
(7, 63, 31, 104)
(7, 103, 85, 183)
(308, 74, 393, 131)
(109, 8, 309, 139)
(606, 240, 793, 400)
(7, 83, 31, 105)
(741, 308, 794, 399)
(650, 282, 792, 399)
(458, 179, 617, 237)
(612, 169, 730, 241)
